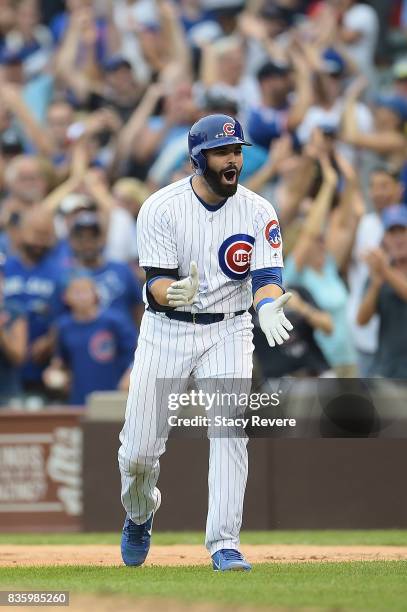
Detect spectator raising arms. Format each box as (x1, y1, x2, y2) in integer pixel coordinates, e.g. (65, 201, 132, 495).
(247, 48, 312, 151)
(0, 0, 405, 407)
(331, 0, 379, 86)
(357, 205, 407, 378)
(3, 0, 53, 79)
(347, 166, 404, 375)
(284, 145, 360, 376)
(342, 76, 407, 171)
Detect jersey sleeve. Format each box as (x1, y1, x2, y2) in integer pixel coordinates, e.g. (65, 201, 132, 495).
(137, 198, 178, 269)
(250, 199, 284, 271)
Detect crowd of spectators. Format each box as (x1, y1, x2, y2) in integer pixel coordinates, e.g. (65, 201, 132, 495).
(0, 0, 406, 408)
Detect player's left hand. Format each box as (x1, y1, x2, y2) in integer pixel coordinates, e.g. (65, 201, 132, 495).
(258, 293, 294, 347)
(167, 261, 199, 307)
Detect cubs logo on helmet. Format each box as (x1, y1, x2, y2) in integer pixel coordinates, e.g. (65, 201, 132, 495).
(218, 234, 255, 280)
(223, 122, 235, 136)
(89, 330, 115, 362)
(265, 220, 281, 249)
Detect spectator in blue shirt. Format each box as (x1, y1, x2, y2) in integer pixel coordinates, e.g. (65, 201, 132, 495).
(247, 56, 311, 151)
(247, 61, 292, 150)
(43, 274, 136, 406)
(3, 206, 64, 395)
(0, 268, 28, 406)
(50, 0, 108, 52)
(66, 211, 144, 329)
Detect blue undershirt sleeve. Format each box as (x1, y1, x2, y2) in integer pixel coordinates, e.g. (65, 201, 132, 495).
(251, 267, 284, 295)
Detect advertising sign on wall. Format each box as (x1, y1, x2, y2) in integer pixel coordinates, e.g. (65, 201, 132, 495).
(0, 410, 84, 532)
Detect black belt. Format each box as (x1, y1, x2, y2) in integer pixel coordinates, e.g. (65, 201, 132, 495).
(148, 307, 246, 324)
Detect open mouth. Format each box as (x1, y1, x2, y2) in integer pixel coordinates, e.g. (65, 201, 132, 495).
(223, 169, 237, 183)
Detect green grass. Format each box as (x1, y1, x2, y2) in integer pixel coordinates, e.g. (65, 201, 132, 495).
(2, 532, 407, 610)
(1, 530, 407, 546)
(0, 562, 407, 610)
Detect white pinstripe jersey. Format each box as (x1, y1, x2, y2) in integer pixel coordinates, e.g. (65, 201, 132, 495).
(137, 176, 284, 314)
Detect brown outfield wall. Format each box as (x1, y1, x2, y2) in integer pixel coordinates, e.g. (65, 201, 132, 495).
(82, 422, 407, 531)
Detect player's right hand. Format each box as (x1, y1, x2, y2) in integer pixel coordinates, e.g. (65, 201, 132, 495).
(167, 261, 199, 307)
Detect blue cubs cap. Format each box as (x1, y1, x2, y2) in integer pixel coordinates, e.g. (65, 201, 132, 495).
(260, 1, 292, 25)
(257, 60, 291, 81)
(188, 114, 251, 175)
(70, 212, 102, 233)
(0, 47, 27, 65)
(103, 55, 132, 72)
(321, 48, 346, 75)
(375, 95, 407, 123)
(382, 204, 407, 230)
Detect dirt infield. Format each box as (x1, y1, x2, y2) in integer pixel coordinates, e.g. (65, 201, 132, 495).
(2, 544, 407, 567)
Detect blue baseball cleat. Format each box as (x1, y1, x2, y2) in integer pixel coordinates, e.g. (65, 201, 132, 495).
(211, 548, 252, 572)
(121, 490, 161, 567)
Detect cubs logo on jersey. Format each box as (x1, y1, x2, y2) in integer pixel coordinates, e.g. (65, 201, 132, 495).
(89, 330, 115, 362)
(218, 234, 255, 280)
(265, 220, 281, 249)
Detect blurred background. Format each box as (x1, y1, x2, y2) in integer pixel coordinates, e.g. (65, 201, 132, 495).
(0, 0, 406, 532)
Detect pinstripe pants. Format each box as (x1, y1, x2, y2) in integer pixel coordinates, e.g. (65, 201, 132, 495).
(118, 309, 254, 555)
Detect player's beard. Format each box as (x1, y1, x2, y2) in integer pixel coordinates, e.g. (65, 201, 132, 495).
(203, 165, 241, 198)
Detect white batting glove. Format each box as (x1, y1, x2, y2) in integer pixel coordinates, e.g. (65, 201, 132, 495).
(258, 293, 293, 347)
(167, 261, 199, 307)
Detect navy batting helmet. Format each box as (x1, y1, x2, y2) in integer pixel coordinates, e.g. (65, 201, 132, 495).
(188, 114, 251, 175)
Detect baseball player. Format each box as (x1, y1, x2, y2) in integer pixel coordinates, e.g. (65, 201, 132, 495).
(118, 114, 292, 571)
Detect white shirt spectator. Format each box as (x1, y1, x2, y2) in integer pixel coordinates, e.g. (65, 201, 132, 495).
(57, 197, 138, 264)
(343, 3, 379, 85)
(105, 207, 139, 263)
(5, 26, 53, 79)
(347, 212, 383, 354)
(113, 0, 156, 84)
(297, 98, 373, 165)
